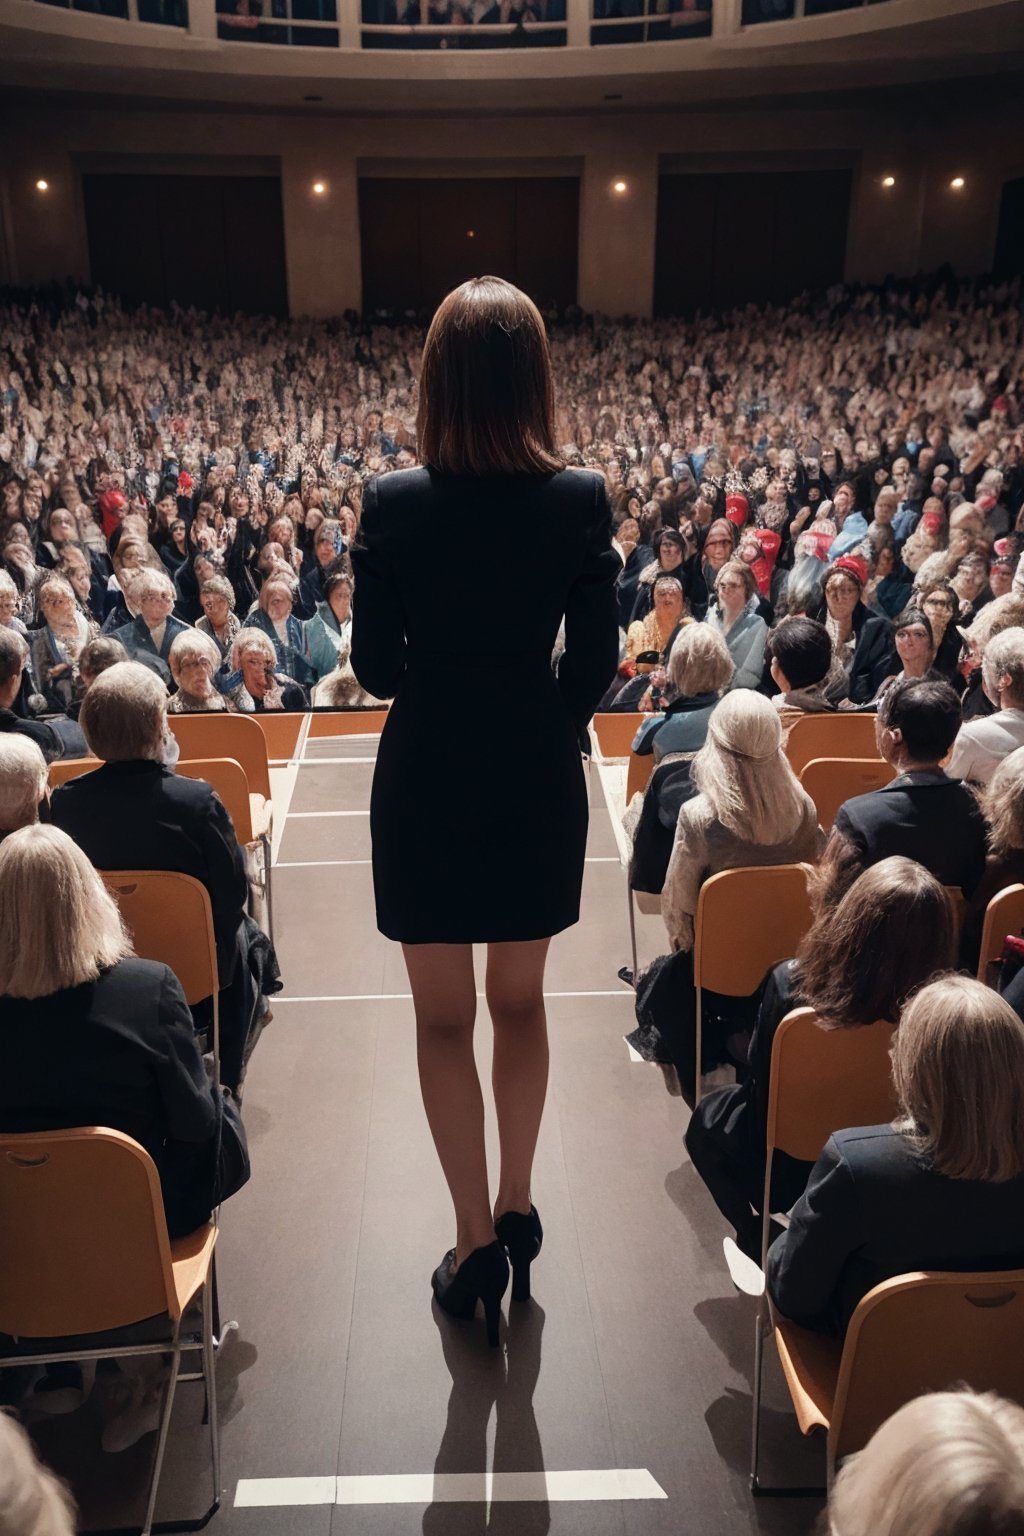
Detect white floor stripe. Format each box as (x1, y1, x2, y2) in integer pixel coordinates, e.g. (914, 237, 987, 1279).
(292, 755, 378, 765)
(274, 990, 632, 1003)
(274, 856, 621, 868)
(235, 1469, 667, 1507)
(286, 809, 370, 818)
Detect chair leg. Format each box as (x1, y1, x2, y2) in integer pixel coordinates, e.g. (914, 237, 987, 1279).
(260, 831, 274, 946)
(627, 875, 638, 982)
(202, 1275, 221, 1508)
(750, 1300, 766, 1491)
(694, 988, 703, 1108)
(140, 1340, 183, 1536)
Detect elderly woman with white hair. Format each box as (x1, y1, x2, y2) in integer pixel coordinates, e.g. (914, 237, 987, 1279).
(195, 574, 241, 661)
(231, 629, 309, 712)
(628, 691, 822, 1098)
(50, 661, 281, 1092)
(768, 976, 1024, 1335)
(110, 568, 191, 689)
(168, 628, 237, 714)
(631, 623, 734, 762)
(946, 626, 1024, 784)
(0, 734, 48, 840)
(240, 573, 315, 687)
(27, 572, 97, 714)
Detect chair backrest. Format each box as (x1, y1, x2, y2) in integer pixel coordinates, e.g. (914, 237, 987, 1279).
(626, 751, 655, 801)
(694, 864, 814, 998)
(167, 712, 272, 797)
(976, 883, 1024, 981)
(766, 1007, 899, 1164)
(176, 757, 254, 844)
(831, 1269, 1024, 1462)
(785, 713, 880, 776)
(0, 1127, 179, 1336)
(101, 870, 218, 1008)
(247, 710, 304, 762)
(592, 713, 646, 759)
(308, 709, 388, 739)
(798, 757, 896, 829)
(47, 756, 101, 789)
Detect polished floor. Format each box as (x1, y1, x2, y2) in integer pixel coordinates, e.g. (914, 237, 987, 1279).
(33, 728, 827, 1534)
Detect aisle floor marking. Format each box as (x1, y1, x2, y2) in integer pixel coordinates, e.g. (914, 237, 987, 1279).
(273, 990, 632, 1003)
(235, 1468, 667, 1507)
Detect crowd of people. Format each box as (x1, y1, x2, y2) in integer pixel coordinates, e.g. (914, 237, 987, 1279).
(2, 269, 1024, 1518)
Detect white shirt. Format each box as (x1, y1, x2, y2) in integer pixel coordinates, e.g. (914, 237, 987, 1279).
(946, 708, 1024, 786)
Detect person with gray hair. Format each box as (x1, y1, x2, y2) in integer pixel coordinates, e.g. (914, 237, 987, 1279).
(50, 662, 281, 1092)
(110, 569, 191, 689)
(0, 735, 48, 839)
(168, 629, 235, 714)
(0, 629, 63, 763)
(947, 626, 1024, 785)
(630, 623, 734, 763)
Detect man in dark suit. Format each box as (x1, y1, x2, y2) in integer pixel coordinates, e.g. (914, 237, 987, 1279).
(110, 569, 191, 689)
(818, 675, 987, 907)
(50, 661, 279, 1090)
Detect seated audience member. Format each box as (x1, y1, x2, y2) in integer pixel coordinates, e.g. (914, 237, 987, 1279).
(241, 574, 316, 687)
(819, 677, 987, 905)
(828, 1390, 1024, 1536)
(28, 573, 97, 715)
(767, 975, 1024, 1336)
(613, 516, 654, 629)
(168, 629, 236, 714)
(629, 528, 688, 624)
(917, 579, 964, 684)
(629, 691, 822, 1097)
(625, 574, 690, 664)
(627, 627, 734, 904)
(0, 570, 26, 634)
(76, 635, 129, 694)
(631, 623, 733, 761)
(111, 569, 191, 688)
(297, 518, 346, 618)
(50, 662, 280, 1091)
(962, 746, 1024, 973)
(686, 858, 955, 1258)
(231, 630, 309, 711)
(0, 1410, 76, 1536)
(0, 630, 63, 762)
(766, 616, 834, 732)
(706, 560, 769, 691)
(311, 650, 387, 709)
(958, 592, 1024, 722)
(869, 608, 937, 703)
(0, 824, 249, 1238)
(304, 570, 355, 681)
(195, 574, 241, 661)
(946, 627, 1024, 785)
(819, 557, 898, 705)
(0, 734, 48, 841)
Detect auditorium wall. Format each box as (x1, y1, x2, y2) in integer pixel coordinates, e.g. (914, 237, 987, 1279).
(1, 90, 1020, 318)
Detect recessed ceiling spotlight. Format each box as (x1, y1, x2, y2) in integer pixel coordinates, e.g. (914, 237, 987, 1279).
(312, 181, 327, 195)
(303, 94, 323, 102)
(950, 176, 965, 190)
(612, 180, 628, 195)
(467, 229, 476, 238)
(35, 179, 49, 192)
(881, 175, 895, 188)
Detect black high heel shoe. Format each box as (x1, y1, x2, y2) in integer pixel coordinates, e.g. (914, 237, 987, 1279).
(494, 1206, 543, 1303)
(432, 1241, 509, 1348)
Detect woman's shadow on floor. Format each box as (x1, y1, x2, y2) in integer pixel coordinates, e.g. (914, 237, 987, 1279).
(423, 1301, 549, 1536)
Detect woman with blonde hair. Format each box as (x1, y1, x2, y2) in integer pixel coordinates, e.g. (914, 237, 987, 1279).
(167, 629, 235, 714)
(768, 975, 1024, 1335)
(0, 1411, 76, 1536)
(963, 745, 1024, 972)
(240, 574, 315, 686)
(629, 691, 822, 1097)
(828, 1390, 1024, 1536)
(706, 558, 769, 691)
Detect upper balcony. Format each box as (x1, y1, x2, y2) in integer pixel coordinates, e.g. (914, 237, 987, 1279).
(0, 0, 1020, 109)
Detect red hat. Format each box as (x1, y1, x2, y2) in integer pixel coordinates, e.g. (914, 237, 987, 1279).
(725, 493, 749, 526)
(97, 488, 128, 538)
(976, 493, 997, 514)
(830, 554, 868, 588)
(992, 395, 1009, 413)
(746, 528, 781, 597)
(920, 510, 944, 536)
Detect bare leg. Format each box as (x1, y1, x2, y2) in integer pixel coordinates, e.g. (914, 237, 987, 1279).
(486, 939, 551, 1222)
(402, 942, 495, 1267)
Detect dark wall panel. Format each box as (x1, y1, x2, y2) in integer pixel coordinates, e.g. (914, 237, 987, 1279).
(83, 173, 287, 315)
(360, 176, 578, 312)
(655, 168, 851, 316)
(994, 178, 1024, 280)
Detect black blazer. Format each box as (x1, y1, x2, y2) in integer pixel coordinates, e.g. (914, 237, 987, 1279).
(833, 769, 988, 897)
(0, 959, 222, 1238)
(840, 602, 898, 705)
(766, 1125, 1024, 1336)
(50, 759, 248, 985)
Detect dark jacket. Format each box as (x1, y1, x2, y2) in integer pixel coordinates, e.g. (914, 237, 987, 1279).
(0, 706, 63, 763)
(833, 769, 987, 897)
(110, 614, 192, 688)
(821, 600, 897, 706)
(51, 759, 248, 985)
(0, 959, 240, 1238)
(615, 545, 656, 630)
(240, 609, 316, 687)
(766, 1124, 1024, 1336)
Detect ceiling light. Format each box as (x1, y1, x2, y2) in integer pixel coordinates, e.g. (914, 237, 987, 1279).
(35, 179, 49, 192)
(612, 180, 628, 195)
(312, 181, 326, 196)
(466, 229, 475, 238)
(950, 176, 965, 190)
(881, 175, 895, 188)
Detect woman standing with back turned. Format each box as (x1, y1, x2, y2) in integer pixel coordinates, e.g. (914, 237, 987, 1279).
(351, 278, 619, 1346)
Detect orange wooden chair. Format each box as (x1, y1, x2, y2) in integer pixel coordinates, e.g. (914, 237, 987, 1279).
(248, 710, 304, 761)
(0, 1127, 221, 1535)
(625, 750, 656, 801)
(176, 757, 272, 936)
(592, 712, 647, 759)
(769, 1269, 1024, 1492)
(308, 708, 389, 738)
(785, 713, 881, 776)
(47, 756, 100, 789)
(101, 870, 221, 1083)
(692, 864, 815, 1107)
(798, 757, 896, 829)
(975, 883, 1024, 981)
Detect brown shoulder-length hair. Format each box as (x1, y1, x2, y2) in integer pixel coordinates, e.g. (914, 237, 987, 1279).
(795, 856, 955, 1027)
(416, 277, 564, 478)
